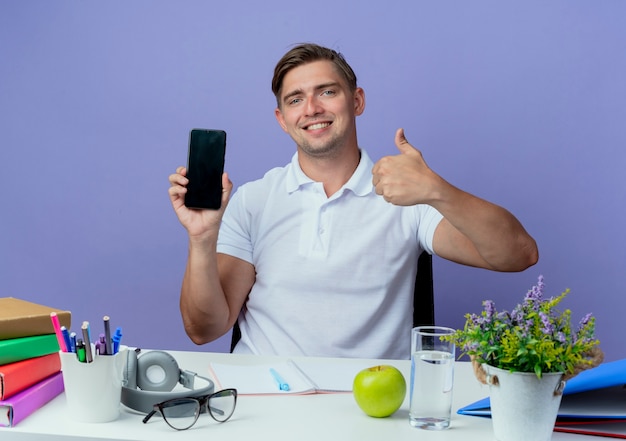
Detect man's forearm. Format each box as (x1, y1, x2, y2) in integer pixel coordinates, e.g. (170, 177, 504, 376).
(179, 239, 230, 345)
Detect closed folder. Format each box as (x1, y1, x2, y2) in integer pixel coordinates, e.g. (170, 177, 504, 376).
(554, 419, 626, 438)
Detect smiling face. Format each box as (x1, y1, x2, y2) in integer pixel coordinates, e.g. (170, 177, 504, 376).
(274, 60, 365, 159)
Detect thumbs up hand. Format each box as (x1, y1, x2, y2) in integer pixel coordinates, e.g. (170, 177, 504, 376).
(372, 128, 443, 206)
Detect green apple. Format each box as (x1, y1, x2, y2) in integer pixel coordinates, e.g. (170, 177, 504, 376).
(353, 365, 407, 418)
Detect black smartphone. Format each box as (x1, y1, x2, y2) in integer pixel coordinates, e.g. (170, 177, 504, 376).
(184, 129, 227, 210)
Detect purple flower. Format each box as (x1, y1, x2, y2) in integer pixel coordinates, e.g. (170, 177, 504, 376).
(452, 275, 599, 378)
(579, 313, 592, 328)
(539, 312, 554, 334)
(511, 306, 526, 326)
(469, 313, 483, 326)
(497, 311, 510, 323)
(484, 300, 496, 319)
(525, 275, 545, 307)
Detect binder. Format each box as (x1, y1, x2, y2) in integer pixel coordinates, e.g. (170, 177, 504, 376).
(1, 352, 61, 400)
(0, 372, 64, 427)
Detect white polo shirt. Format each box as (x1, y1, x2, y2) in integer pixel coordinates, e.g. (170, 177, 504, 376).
(217, 149, 443, 359)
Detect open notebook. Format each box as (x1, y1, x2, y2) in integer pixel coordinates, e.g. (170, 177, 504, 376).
(209, 359, 378, 395)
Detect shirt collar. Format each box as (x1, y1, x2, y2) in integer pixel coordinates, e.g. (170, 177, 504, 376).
(285, 149, 374, 197)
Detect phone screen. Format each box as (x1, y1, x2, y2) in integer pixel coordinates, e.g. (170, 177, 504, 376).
(184, 129, 226, 210)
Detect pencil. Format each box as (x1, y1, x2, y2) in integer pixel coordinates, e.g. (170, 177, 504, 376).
(82, 321, 93, 363)
(103, 315, 113, 355)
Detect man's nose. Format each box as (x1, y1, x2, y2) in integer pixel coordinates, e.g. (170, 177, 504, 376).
(304, 96, 323, 116)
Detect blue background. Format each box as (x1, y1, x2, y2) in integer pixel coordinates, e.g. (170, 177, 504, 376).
(1, 1, 624, 361)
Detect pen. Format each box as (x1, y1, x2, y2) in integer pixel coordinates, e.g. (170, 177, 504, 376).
(112, 327, 122, 354)
(269, 368, 290, 391)
(103, 315, 113, 355)
(49, 312, 68, 352)
(69, 332, 77, 353)
(61, 326, 72, 353)
(82, 321, 93, 363)
(96, 333, 106, 355)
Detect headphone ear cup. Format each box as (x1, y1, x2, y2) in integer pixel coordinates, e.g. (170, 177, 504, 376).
(124, 349, 138, 389)
(120, 350, 215, 414)
(135, 350, 180, 392)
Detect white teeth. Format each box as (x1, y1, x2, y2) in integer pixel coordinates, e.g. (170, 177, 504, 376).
(307, 122, 330, 130)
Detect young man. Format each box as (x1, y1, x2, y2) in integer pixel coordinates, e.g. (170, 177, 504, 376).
(168, 43, 538, 359)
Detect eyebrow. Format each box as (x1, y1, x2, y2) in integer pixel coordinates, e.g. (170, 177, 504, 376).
(282, 82, 340, 105)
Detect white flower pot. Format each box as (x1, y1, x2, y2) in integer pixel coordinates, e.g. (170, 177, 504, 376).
(484, 364, 565, 441)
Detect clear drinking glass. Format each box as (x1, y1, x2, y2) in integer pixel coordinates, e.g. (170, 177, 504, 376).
(409, 326, 455, 430)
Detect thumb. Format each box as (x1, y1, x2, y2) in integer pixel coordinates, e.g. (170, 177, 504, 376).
(222, 171, 233, 194)
(395, 128, 416, 154)
(221, 172, 233, 206)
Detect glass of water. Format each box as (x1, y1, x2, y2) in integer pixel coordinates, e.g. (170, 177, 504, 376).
(409, 326, 456, 430)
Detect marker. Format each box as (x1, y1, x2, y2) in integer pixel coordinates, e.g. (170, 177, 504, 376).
(269, 368, 290, 391)
(82, 321, 93, 363)
(103, 315, 113, 355)
(61, 326, 72, 353)
(76, 339, 86, 363)
(96, 333, 106, 355)
(49, 312, 68, 352)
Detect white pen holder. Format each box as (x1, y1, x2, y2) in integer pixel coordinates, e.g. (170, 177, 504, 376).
(59, 346, 128, 423)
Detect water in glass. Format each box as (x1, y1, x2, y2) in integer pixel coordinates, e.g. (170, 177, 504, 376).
(409, 349, 454, 430)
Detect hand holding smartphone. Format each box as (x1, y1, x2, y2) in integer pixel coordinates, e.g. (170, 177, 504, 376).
(184, 129, 227, 210)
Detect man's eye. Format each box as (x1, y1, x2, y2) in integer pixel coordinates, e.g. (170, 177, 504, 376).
(322, 90, 336, 96)
(288, 98, 302, 105)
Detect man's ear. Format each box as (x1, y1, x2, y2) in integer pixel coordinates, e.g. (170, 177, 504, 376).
(354, 87, 366, 116)
(275, 107, 288, 133)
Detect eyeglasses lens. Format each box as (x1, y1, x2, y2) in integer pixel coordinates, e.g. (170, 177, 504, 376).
(208, 389, 237, 422)
(161, 399, 200, 430)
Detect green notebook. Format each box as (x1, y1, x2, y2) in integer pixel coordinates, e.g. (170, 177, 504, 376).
(0, 334, 60, 365)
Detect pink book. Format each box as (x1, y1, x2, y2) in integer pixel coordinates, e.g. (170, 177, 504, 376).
(0, 372, 64, 427)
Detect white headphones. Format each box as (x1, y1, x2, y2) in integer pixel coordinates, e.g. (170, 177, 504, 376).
(121, 349, 214, 413)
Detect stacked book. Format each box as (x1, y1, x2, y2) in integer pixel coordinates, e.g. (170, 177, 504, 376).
(0, 297, 70, 427)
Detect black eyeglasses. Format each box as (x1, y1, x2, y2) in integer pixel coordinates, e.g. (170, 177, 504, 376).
(142, 388, 237, 431)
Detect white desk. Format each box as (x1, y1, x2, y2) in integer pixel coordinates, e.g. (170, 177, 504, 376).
(2, 350, 593, 440)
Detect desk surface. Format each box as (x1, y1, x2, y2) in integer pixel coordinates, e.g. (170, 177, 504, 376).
(2, 350, 594, 441)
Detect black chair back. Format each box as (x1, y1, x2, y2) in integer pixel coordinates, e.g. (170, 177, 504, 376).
(413, 250, 435, 327)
